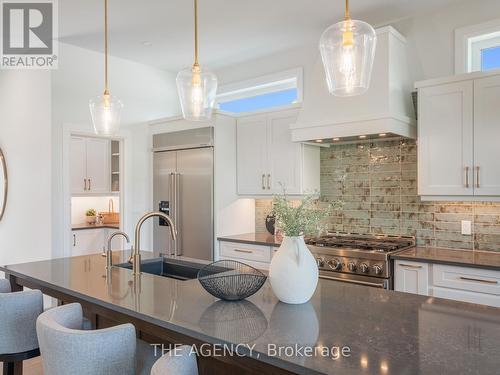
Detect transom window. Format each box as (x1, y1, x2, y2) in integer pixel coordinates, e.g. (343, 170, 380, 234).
(456, 19, 500, 73)
(216, 68, 303, 114)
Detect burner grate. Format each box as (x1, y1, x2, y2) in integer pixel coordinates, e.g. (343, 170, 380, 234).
(306, 235, 414, 253)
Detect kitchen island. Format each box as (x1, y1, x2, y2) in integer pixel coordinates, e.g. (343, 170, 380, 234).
(2, 252, 500, 375)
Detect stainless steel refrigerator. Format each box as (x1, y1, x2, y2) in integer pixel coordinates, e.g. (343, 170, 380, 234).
(153, 128, 214, 261)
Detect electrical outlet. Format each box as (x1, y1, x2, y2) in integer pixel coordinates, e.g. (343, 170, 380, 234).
(461, 220, 472, 236)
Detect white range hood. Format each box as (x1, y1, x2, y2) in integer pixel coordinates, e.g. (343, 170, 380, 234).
(291, 26, 416, 144)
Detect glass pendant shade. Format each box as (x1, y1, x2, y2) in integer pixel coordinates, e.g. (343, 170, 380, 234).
(319, 19, 376, 97)
(176, 65, 218, 121)
(89, 94, 123, 135)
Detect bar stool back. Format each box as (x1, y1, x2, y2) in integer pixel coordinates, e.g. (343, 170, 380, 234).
(0, 279, 43, 375)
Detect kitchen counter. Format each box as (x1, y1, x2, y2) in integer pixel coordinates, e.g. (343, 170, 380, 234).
(72, 223, 120, 231)
(392, 246, 500, 271)
(218, 233, 281, 247)
(2, 252, 500, 374)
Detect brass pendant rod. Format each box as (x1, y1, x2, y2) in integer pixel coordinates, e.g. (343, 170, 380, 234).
(345, 0, 350, 20)
(194, 0, 199, 66)
(104, 0, 109, 95)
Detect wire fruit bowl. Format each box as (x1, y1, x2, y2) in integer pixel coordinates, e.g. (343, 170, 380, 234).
(197, 260, 267, 301)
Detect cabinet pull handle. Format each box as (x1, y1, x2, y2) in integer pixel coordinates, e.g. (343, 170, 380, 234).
(73, 234, 76, 247)
(234, 249, 253, 254)
(459, 276, 497, 284)
(476, 166, 480, 188)
(267, 174, 271, 190)
(399, 263, 423, 269)
(84, 179, 87, 191)
(465, 167, 470, 188)
(88, 178, 91, 191)
(262, 174, 266, 190)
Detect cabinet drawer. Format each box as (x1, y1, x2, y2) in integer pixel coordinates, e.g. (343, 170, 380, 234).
(219, 242, 271, 263)
(432, 264, 500, 296)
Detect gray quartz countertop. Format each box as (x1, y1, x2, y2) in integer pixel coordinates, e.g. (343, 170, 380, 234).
(3, 252, 500, 375)
(218, 233, 281, 247)
(392, 246, 500, 271)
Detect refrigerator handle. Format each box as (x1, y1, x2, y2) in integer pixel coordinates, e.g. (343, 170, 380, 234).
(169, 173, 176, 256)
(175, 173, 182, 256)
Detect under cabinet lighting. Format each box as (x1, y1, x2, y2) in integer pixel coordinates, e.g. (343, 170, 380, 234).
(315, 139, 323, 143)
(379, 133, 387, 137)
(333, 137, 340, 141)
(359, 135, 367, 139)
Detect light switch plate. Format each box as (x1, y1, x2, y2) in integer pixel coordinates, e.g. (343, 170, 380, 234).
(461, 220, 472, 236)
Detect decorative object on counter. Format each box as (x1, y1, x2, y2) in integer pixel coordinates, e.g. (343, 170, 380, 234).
(100, 199, 119, 224)
(0, 148, 7, 222)
(85, 209, 97, 224)
(89, 0, 123, 135)
(199, 300, 268, 343)
(265, 214, 275, 235)
(176, 0, 218, 121)
(319, 0, 376, 97)
(197, 260, 267, 301)
(269, 192, 336, 304)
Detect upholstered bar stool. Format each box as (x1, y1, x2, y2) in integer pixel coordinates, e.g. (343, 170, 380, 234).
(0, 279, 44, 375)
(151, 345, 198, 375)
(36, 303, 158, 375)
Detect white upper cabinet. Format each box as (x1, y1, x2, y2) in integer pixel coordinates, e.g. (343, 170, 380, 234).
(236, 109, 320, 196)
(416, 71, 500, 199)
(70, 136, 110, 195)
(85, 138, 110, 193)
(236, 115, 269, 195)
(418, 81, 474, 196)
(267, 111, 303, 194)
(473, 75, 500, 195)
(70, 137, 88, 194)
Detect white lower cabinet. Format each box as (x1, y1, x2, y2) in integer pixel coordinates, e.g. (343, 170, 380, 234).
(71, 228, 126, 257)
(394, 260, 429, 295)
(71, 229, 105, 256)
(218, 241, 273, 270)
(395, 260, 500, 307)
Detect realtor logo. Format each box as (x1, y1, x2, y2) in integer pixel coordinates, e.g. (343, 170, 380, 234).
(1, 0, 58, 69)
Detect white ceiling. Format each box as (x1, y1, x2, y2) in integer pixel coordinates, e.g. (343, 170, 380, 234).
(59, 0, 469, 71)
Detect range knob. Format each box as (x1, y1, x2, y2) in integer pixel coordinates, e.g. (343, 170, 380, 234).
(360, 263, 370, 273)
(347, 262, 357, 272)
(327, 259, 342, 270)
(316, 257, 325, 268)
(373, 264, 383, 275)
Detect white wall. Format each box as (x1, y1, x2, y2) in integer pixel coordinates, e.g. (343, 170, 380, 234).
(392, 0, 500, 82)
(52, 42, 180, 257)
(0, 71, 52, 267)
(216, 0, 500, 86)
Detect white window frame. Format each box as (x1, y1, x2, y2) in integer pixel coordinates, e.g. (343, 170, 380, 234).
(455, 18, 500, 74)
(216, 67, 303, 113)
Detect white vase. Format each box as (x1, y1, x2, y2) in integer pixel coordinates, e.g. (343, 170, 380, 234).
(269, 236, 319, 304)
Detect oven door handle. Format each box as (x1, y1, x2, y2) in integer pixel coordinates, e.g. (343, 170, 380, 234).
(320, 274, 386, 288)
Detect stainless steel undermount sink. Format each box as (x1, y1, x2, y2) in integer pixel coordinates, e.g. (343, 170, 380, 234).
(115, 258, 204, 281)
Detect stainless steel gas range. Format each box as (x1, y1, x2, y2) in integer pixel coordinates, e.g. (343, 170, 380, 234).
(306, 233, 415, 289)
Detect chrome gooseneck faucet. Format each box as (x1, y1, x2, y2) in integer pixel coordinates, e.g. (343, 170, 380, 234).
(105, 231, 130, 270)
(133, 212, 177, 276)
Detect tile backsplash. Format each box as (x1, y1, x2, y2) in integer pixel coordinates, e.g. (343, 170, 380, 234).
(256, 139, 500, 252)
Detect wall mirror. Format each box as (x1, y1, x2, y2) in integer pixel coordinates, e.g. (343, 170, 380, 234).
(0, 148, 7, 221)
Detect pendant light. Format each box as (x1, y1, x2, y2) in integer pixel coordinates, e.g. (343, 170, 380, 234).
(319, 0, 376, 97)
(89, 0, 123, 135)
(176, 0, 218, 121)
